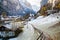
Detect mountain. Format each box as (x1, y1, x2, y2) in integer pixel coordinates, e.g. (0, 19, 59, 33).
(0, 0, 35, 16)
(0, 0, 50, 16)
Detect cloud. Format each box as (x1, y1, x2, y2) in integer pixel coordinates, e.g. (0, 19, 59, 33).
(27, 0, 42, 12)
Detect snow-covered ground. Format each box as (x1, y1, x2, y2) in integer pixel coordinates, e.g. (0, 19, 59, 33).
(27, 12, 60, 40)
(9, 23, 34, 40)
(29, 13, 60, 30)
(7, 12, 60, 40)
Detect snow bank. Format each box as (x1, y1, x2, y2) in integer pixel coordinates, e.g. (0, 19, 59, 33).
(27, 13, 60, 40)
(28, 14, 60, 31)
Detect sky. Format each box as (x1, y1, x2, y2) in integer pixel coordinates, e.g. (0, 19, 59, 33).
(27, 0, 42, 12)
(26, 0, 48, 12)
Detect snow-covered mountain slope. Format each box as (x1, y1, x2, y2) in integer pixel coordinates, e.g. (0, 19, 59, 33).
(0, 0, 49, 16)
(0, 0, 35, 16)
